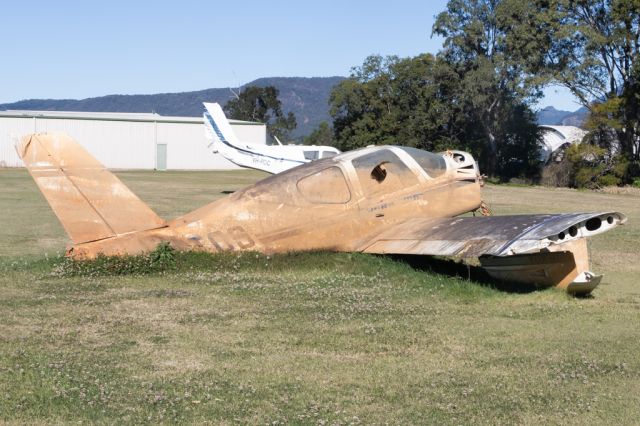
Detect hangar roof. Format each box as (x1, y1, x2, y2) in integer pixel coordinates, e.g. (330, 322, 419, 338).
(0, 110, 262, 126)
(538, 125, 587, 162)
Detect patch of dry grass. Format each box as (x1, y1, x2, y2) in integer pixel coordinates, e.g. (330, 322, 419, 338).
(596, 186, 640, 196)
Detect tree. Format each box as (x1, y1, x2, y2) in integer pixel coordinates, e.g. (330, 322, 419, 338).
(493, 103, 542, 180)
(303, 121, 335, 146)
(432, 0, 545, 176)
(330, 54, 458, 152)
(623, 58, 640, 177)
(224, 86, 297, 141)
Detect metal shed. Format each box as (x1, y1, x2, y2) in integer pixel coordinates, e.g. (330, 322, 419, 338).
(538, 125, 587, 163)
(0, 110, 266, 169)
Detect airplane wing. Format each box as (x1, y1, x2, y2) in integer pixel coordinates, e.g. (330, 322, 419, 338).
(359, 212, 626, 258)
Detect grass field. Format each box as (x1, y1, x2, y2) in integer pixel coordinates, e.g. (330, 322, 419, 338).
(1, 168, 639, 424)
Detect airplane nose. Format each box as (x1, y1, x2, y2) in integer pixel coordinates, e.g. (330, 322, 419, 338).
(448, 150, 479, 182)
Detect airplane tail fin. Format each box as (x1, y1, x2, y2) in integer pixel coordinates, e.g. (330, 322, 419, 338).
(17, 133, 166, 245)
(203, 102, 241, 151)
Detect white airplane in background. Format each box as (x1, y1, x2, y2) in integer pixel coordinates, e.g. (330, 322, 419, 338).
(203, 102, 341, 174)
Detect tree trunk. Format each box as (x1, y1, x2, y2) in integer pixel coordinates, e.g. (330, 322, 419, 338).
(483, 125, 498, 176)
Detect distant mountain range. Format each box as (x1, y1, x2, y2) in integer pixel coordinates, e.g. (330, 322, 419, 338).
(536, 106, 588, 127)
(0, 76, 346, 139)
(1, 77, 590, 138)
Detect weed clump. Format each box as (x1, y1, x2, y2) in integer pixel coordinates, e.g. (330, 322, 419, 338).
(149, 241, 176, 269)
(51, 242, 177, 277)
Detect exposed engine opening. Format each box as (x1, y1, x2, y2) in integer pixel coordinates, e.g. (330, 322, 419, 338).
(585, 217, 602, 231)
(607, 216, 614, 224)
(371, 163, 388, 183)
(558, 232, 565, 240)
(453, 153, 465, 163)
(569, 226, 578, 237)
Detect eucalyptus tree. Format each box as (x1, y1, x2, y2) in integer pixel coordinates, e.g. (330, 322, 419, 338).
(224, 86, 297, 141)
(330, 54, 458, 152)
(432, 0, 544, 176)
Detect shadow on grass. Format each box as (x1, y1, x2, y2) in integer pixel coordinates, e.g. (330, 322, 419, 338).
(390, 254, 541, 294)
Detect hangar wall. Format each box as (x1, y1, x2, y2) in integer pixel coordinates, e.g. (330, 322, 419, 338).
(0, 111, 266, 170)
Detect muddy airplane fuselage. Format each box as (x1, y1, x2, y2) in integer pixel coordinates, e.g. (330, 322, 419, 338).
(18, 133, 626, 294)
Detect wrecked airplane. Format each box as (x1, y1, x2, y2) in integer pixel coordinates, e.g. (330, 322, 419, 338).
(17, 133, 626, 294)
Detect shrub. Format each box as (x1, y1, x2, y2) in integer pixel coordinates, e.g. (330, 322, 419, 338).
(149, 242, 176, 269)
(564, 144, 629, 189)
(540, 160, 572, 187)
(597, 174, 621, 187)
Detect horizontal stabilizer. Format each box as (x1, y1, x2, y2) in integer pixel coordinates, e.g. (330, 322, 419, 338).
(17, 133, 166, 244)
(361, 213, 626, 257)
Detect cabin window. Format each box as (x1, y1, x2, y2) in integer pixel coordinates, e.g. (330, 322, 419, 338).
(351, 149, 418, 197)
(321, 151, 338, 159)
(398, 147, 447, 178)
(297, 166, 351, 204)
(303, 150, 319, 161)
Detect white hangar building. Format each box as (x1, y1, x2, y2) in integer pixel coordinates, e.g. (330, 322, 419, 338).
(0, 110, 267, 170)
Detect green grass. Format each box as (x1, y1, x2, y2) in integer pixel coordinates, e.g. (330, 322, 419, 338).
(1, 169, 639, 424)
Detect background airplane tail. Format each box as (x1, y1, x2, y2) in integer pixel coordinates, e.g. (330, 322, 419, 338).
(203, 102, 240, 150)
(17, 133, 166, 244)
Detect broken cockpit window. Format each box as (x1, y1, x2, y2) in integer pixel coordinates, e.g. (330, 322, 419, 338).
(398, 147, 447, 178)
(352, 149, 418, 197)
(371, 162, 388, 182)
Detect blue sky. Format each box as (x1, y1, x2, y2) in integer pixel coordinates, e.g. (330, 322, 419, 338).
(0, 0, 580, 111)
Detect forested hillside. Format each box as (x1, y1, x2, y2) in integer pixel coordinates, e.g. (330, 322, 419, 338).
(536, 106, 587, 127)
(0, 77, 345, 138)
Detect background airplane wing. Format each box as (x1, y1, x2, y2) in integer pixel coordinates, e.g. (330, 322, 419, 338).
(359, 213, 626, 258)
